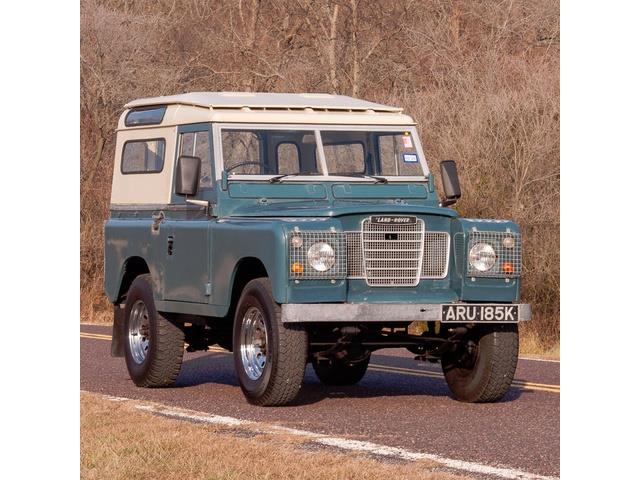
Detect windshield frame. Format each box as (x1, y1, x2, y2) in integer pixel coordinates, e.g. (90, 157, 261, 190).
(214, 123, 429, 182)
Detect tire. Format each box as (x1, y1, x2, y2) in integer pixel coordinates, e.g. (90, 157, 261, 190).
(123, 274, 185, 387)
(441, 324, 518, 403)
(312, 355, 370, 386)
(232, 278, 308, 406)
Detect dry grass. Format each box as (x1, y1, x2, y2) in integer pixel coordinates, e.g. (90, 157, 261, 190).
(81, 392, 470, 480)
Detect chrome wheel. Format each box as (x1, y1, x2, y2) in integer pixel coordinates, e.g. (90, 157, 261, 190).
(128, 300, 150, 364)
(240, 306, 269, 380)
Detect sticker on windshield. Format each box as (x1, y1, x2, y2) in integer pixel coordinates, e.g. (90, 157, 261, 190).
(402, 135, 413, 148)
(403, 153, 418, 163)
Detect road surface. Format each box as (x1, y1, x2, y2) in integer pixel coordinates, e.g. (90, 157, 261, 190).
(80, 324, 559, 479)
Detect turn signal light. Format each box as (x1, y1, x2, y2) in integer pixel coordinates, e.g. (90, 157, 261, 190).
(291, 262, 304, 274)
(502, 261, 514, 274)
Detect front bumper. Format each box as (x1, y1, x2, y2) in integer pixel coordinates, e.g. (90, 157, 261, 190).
(281, 303, 532, 324)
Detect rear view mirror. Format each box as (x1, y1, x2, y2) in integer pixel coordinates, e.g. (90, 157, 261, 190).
(439, 160, 461, 207)
(175, 155, 201, 196)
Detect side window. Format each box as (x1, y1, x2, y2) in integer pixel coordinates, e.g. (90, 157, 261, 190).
(121, 139, 165, 174)
(179, 131, 212, 189)
(277, 143, 300, 174)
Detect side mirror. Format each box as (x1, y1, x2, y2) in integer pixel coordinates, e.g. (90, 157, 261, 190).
(175, 155, 201, 196)
(439, 160, 461, 207)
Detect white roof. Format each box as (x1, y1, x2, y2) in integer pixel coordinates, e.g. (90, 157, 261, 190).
(124, 91, 403, 113)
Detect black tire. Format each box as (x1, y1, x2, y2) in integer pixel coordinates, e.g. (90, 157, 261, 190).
(123, 274, 185, 387)
(232, 278, 308, 406)
(312, 355, 370, 386)
(441, 324, 519, 403)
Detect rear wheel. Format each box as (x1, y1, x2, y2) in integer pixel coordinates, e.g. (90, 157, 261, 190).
(232, 278, 308, 406)
(312, 355, 370, 386)
(123, 274, 185, 387)
(441, 324, 518, 402)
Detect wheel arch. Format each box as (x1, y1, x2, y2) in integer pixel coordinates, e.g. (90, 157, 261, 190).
(116, 256, 151, 304)
(223, 257, 269, 319)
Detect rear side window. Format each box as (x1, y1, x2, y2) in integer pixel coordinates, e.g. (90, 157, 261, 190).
(125, 106, 167, 127)
(121, 139, 166, 174)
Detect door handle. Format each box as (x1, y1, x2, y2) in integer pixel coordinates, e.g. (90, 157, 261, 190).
(167, 235, 174, 256)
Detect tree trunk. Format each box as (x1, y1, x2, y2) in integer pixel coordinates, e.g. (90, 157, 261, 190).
(88, 136, 105, 184)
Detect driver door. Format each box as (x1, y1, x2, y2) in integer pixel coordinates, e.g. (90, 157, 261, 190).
(163, 123, 215, 303)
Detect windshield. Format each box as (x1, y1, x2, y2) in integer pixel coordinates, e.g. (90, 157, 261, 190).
(222, 129, 321, 176)
(319, 130, 423, 177)
(221, 127, 427, 179)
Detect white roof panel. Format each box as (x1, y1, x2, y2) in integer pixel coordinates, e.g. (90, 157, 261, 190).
(124, 91, 403, 113)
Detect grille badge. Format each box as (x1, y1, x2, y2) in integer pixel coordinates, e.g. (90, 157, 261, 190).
(370, 215, 417, 225)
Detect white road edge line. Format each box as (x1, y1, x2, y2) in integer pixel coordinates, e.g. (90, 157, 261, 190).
(89, 392, 558, 480)
(518, 356, 560, 363)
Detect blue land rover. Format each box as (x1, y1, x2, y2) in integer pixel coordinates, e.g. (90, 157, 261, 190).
(104, 92, 530, 406)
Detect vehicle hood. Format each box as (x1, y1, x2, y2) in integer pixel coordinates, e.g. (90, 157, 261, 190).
(223, 199, 459, 219)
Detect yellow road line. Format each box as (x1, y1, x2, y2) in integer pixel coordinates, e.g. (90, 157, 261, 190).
(370, 362, 560, 393)
(369, 362, 559, 392)
(80, 333, 111, 340)
(80, 332, 559, 393)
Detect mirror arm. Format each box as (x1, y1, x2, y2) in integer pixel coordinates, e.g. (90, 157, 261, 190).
(439, 198, 458, 207)
(185, 198, 209, 208)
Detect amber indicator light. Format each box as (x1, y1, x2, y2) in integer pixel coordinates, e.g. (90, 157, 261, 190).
(502, 262, 514, 274)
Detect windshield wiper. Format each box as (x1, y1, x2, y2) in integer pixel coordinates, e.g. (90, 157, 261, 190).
(269, 173, 304, 183)
(336, 173, 388, 184)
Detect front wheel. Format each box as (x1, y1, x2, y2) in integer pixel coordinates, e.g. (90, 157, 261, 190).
(441, 324, 519, 403)
(232, 278, 308, 406)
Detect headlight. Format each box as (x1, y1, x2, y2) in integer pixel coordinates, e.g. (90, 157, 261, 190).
(469, 242, 496, 272)
(307, 242, 335, 272)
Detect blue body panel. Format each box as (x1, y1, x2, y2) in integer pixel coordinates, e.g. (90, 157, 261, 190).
(105, 174, 522, 318)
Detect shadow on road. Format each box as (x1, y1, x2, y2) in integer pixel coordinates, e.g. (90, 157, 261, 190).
(175, 352, 522, 405)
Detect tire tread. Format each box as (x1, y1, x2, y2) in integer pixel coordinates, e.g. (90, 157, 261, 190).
(127, 274, 184, 388)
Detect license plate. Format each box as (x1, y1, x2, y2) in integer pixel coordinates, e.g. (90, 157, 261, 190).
(370, 215, 417, 225)
(441, 305, 519, 322)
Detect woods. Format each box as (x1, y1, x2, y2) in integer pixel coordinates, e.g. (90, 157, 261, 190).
(80, 0, 559, 351)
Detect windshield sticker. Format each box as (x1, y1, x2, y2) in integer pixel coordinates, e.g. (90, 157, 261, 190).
(402, 135, 413, 148)
(403, 153, 418, 163)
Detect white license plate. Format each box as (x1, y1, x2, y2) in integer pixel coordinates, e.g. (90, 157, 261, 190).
(441, 305, 519, 322)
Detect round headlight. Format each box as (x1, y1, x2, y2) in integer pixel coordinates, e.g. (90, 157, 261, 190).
(307, 242, 335, 272)
(469, 242, 496, 272)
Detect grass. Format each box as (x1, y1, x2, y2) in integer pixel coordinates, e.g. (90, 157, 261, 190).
(80, 392, 470, 480)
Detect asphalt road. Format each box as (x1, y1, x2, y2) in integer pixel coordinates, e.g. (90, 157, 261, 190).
(80, 324, 559, 478)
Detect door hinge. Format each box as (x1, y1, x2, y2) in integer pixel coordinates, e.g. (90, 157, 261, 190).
(205, 282, 212, 296)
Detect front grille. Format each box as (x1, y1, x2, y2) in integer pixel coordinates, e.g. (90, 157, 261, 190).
(467, 230, 522, 278)
(361, 218, 425, 287)
(346, 230, 450, 281)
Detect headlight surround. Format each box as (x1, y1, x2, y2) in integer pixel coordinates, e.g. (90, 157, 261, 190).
(307, 242, 336, 272)
(469, 242, 496, 272)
